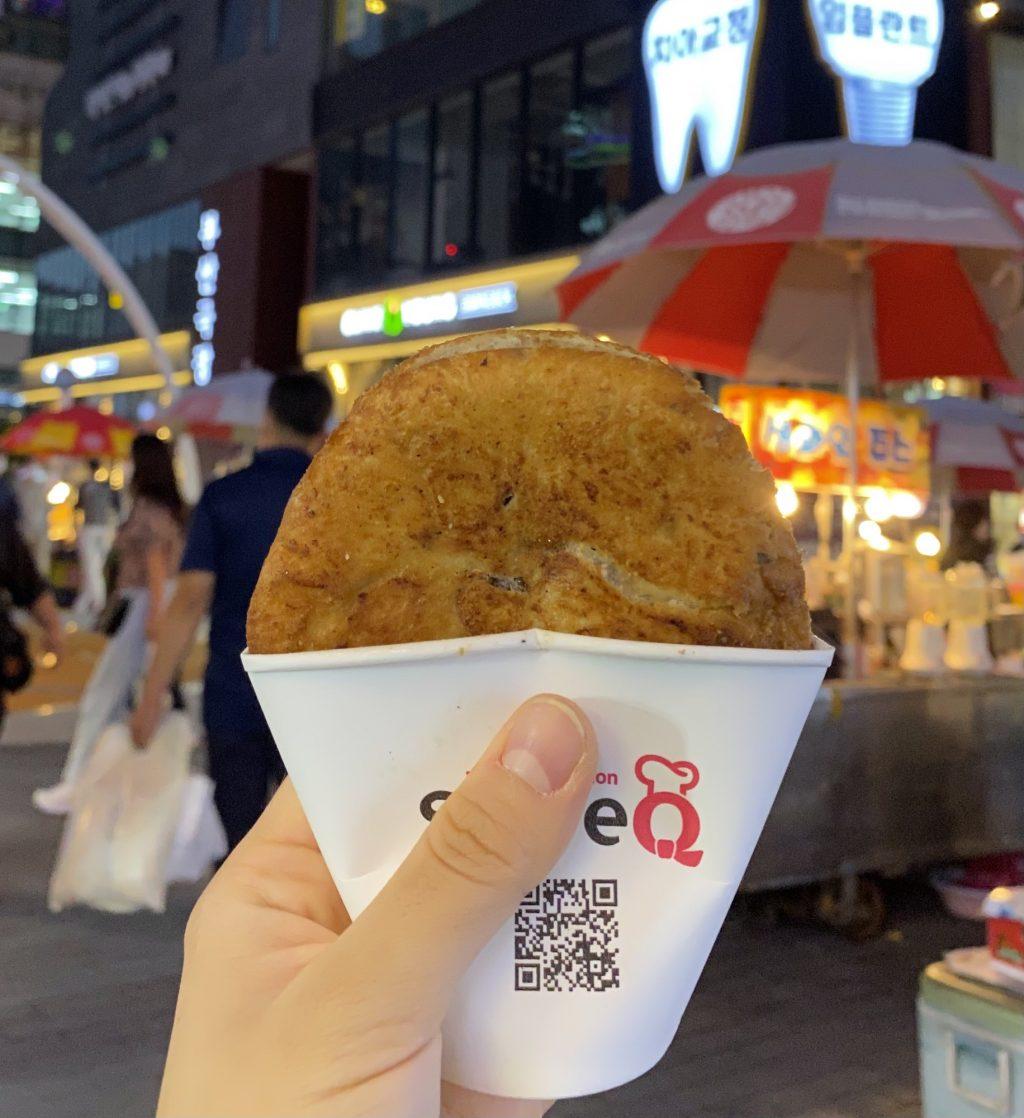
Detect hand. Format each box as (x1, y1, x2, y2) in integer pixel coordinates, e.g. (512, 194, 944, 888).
(130, 691, 163, 750)
(158, 694, 597, 1118)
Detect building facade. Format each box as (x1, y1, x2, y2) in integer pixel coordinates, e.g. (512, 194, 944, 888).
(0, 3, 65, 385)
(18, 0, 322, 413)
(14, 1, 1018, 417)
(301, 0, 985, 404)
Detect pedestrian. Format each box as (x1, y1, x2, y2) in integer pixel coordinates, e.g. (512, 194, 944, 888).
(130, 372, 333, 850)
(72, 459, 117, 628)
(33, 434, 185, 815)
(941, 499, 996, 573)
(157, 696, 594, 1117)
(12, 457, 52, 579)
(1, 514, 64, 738)
(0, 459, 21, 523)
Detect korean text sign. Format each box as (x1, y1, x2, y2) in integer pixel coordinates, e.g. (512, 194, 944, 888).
(719, 385, 929, 492)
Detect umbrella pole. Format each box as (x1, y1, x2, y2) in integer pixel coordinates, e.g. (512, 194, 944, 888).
(843, 250, 867, 679)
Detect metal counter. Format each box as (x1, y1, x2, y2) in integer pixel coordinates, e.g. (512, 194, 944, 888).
(743, 675, 1024, 891)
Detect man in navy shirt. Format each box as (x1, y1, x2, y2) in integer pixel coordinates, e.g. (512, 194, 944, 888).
(131, 372, 333, 849)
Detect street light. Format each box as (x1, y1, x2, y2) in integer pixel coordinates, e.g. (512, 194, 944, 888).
(915, 530, 942, 558)
(775, 482, 799, 517)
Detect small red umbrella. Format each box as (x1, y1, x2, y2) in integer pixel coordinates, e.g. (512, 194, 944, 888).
(0, 404, 136, 459)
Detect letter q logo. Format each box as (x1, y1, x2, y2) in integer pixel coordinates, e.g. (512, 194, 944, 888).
(633, 754, 704, 868)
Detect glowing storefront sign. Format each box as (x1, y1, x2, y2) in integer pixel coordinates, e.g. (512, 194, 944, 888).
(339, 281, 518, 340)
(643, 0, 761, 194)
(720, 385, 930, 492)
(40, 353, 120, 384)
(643, 0, 945, 195)
(807, 1, 943, 146)
(191, 209, 221, 387)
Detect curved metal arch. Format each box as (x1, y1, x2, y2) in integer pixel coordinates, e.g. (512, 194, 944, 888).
(0, 153, 177, 396)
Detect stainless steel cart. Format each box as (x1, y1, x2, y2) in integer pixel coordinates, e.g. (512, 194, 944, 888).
(745, 675, 1024, 892)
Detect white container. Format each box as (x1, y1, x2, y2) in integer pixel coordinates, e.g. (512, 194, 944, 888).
(932, 873, 992, 921)
(243, 629, 831, 1099)
(945, 620, 994, 673)
(946, 563, 990, 625)
(901, 619, 948, 674)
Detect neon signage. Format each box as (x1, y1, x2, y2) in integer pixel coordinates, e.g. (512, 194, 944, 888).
(190, 209, 221, 387)
(806, 0, 943, 146)
(719, 385, 930, 492)
(339, 281, 518, 340)
(643, 0, 761, 194)
(643, 0, 946, 195)
(40, 353, 120, 384)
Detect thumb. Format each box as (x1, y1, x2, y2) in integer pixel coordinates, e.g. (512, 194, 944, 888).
(308, 694, 596, 1038)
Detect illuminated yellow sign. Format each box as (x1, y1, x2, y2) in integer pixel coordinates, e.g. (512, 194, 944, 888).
(720, 384, 930, 492)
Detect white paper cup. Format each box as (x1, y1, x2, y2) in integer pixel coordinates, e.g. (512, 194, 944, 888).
(243, 629, 831, 1099)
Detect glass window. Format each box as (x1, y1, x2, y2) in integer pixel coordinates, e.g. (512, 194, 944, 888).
(338, 0, 484, 60)
(359, 124, 392, 281)
(992, 33, 1024, 171)
(431, 91, 473, 266)
(33, 200, 200, 355)
(574, 29, 633, 242)
(315, 135, 359, 295)
(265, 0, 282, 49)
(0, 183, 39, 234)
(217, 0, 251, 63)
(391, 110, 430, 275)
(477, 72, 522, 262)
(0, 260, 36, 336)
(521, 51, 575, 255)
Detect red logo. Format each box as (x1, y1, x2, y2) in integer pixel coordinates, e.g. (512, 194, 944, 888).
(420, 753, 705, 869)
(632, 755, 703, 867)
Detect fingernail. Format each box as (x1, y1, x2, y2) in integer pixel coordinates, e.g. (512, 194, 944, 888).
(501, 698, 586, 794)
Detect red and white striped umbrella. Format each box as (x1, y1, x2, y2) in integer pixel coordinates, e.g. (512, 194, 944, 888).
(559, 140, 1024, 386)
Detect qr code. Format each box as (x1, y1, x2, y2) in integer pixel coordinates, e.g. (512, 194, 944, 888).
(514, 878, 620, 993)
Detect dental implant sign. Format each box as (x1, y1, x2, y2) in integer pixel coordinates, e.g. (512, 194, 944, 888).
(807, 0, 943, 147)
(643, 0, 762, 194)
(642, 0, 945, 197)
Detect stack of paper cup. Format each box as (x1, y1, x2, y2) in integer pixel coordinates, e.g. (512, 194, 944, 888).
(899, 619, 947, 674)
(944, 620, 994, 673)
(243, 628, 832, 1099)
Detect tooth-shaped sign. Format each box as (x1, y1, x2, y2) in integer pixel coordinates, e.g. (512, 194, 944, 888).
(643, 0, 762, 195)
(806, 0, 943, 147)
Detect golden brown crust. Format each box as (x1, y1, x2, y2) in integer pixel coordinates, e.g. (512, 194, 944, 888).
(247, 329, 811, 653)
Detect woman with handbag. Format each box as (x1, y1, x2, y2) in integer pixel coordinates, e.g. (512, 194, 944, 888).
(33, 434, 186, 815)
(0, 510, 64, 732)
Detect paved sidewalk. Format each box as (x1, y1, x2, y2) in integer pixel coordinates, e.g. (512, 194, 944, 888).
(1, 743, 978, 1117)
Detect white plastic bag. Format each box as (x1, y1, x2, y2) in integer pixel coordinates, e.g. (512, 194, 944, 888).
(48, 711, 196, 914)
(165, 773, 227, 883)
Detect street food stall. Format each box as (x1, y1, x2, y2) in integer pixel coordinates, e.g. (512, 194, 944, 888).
(719, 384, 934, 669)
(716, 385, 1024, 924)
(556, 139, 1024, 924)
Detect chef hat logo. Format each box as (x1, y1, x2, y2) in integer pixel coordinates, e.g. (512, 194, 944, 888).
(633, 754, 704, 868)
